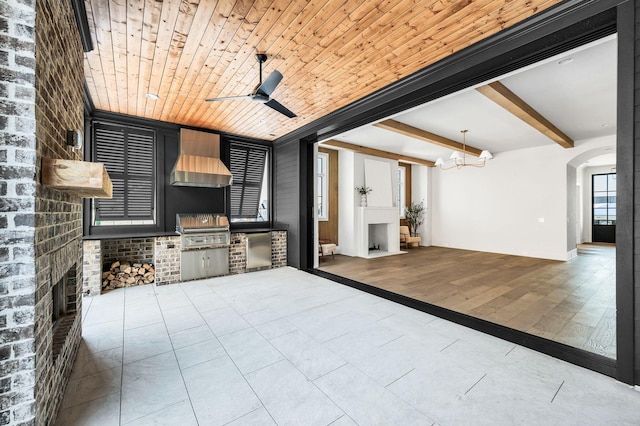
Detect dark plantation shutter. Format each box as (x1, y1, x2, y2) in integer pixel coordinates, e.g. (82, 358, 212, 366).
(94, 123, 155, 222)
(126, 130, 154, 218)
(229, 143, 267, 219)
(94, 126, 125, 219)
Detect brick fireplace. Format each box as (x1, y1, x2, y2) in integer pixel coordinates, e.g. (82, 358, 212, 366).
(0, 1, 86, 424)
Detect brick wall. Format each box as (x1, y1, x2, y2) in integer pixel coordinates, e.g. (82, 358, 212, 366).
(154, 236, 180, 285)
(229, 233, 247, 274)
(0, 1, 38, 424)
(101, 238, 154, 267)
(82, 240, 100, 295)
(33, 0, 85, 421)
(271, 231, 287, 268)
(0, 0, 88, 424)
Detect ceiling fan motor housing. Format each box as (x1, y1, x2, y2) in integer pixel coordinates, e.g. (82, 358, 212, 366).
(253, 93, 269, 103)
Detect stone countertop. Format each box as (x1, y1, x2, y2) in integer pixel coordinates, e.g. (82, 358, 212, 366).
(231, 228, 287, 234)
(84, 229, 286, 240)
(83, 232, 180, 240)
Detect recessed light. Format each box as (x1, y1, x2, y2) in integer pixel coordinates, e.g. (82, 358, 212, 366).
(557, 58, 573, 65)
(146, 93, 159, 100)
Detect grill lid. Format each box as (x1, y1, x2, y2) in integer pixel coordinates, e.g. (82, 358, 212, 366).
(176, 213, 229, 233)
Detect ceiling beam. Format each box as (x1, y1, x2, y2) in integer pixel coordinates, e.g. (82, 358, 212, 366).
(476, 81, 574, 149)
(320, 140, 435, 167)
(373, 119, 484, 156)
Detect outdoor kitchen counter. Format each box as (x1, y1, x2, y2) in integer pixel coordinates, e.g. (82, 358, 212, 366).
(82, 230, 288, 295)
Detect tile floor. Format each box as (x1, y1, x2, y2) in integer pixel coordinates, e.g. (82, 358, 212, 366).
(56, 267, 640, 425)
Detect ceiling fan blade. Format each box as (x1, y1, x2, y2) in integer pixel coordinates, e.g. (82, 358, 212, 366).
(265, 99, 297, 118)
(205, 95, 251, 102)
(255, 70, 283, 96)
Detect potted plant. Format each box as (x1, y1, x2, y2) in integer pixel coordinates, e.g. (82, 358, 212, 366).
(355, 186, 372, 207)
(405, 200, 425, 236)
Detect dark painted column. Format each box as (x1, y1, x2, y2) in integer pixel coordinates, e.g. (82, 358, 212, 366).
(629, 0, 639, 385)
(615, 0, 637, 386)
(274, 140, 301, 268)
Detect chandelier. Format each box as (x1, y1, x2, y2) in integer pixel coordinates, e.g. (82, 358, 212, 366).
(434, 130, 493, 170)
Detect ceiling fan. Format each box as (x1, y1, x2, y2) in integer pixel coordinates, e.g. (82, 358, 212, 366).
(205, 53, 297, 118)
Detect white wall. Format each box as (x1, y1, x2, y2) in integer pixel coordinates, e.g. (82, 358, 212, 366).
(411, 165, 431, 246)
(566, 165, 577, 256)
(337, 150, 356, 255)
(431, 136, 614, 261)
(576, 164, 584, 245)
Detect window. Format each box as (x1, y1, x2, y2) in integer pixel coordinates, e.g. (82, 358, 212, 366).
(317, 152, 329, 221)
(398, 165, 407, 218)
(229, 142, 269, 222)
(593, 173, 616, 225)
(92, 122, 156, 226)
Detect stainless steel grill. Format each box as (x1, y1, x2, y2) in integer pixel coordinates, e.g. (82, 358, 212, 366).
(176, 213, 230, 280)
(177, 213, 229, 234)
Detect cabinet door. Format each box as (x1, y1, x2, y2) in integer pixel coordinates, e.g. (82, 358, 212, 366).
(181, 250, 206, 281)
(205, 247, 229, 277)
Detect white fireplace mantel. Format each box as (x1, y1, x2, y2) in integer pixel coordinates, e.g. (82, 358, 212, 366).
(355, 207, 401, 258)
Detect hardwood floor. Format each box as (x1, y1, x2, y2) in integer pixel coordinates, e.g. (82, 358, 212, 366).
(318, 244, 616, 359)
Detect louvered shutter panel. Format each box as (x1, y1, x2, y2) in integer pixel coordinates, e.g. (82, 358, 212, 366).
(94, 123, 155, 222)
(94, 125, 125, 219)
(229, 144, 267, 219)
(126, 130, 155, 219)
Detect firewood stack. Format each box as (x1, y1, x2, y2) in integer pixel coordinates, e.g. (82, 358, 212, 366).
(102, 261, 155, 291)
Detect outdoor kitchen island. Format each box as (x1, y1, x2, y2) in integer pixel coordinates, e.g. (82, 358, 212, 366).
(82, 229, 287, 295)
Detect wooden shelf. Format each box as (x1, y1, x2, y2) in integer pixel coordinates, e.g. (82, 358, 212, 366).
(42, 158, 112, 198)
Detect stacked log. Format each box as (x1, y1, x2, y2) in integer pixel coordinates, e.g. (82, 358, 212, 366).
(102, 261, 155, 291)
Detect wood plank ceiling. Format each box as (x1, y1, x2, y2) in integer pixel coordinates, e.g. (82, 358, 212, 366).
(83, 0, 563, 141)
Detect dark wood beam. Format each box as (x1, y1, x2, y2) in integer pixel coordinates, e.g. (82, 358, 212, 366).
(321, 140, 435, 167)
(374, 119, 484, 156)
(476, 81, 574, 149)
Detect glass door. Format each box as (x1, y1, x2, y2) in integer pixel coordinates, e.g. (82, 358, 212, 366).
(592, 173, 616, 243)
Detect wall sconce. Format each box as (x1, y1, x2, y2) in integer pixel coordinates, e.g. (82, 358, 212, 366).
(66, 130, 83, 150)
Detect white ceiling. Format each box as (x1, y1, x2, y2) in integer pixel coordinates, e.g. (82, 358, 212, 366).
(584, 153, 617, 167)
(322, 35, 617, 164)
